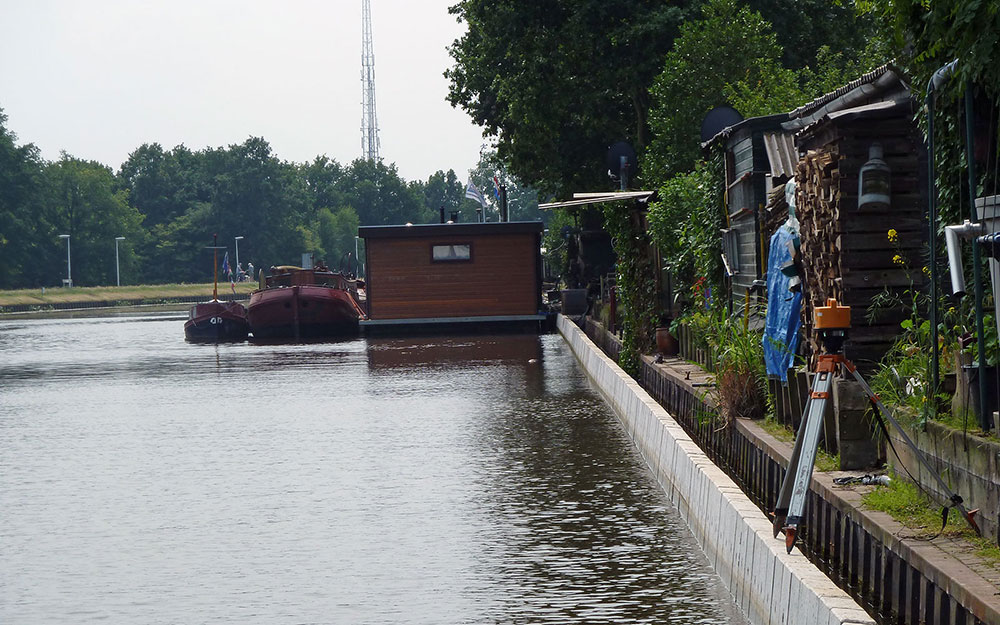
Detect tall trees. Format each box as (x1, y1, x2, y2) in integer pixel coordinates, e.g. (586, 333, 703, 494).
(446, 0, 696, 196)
(336, 159, 429, 226)
(646, 0, 789, 179)
(43, 156, 144, 286)
(420, 169, 465, 222)
(2, 123, 531, 289)
(0, 108, 49, 289)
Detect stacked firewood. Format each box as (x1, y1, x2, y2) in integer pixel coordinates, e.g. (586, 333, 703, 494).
(795, 147, 843, 356)
(762, 185, 788, 241)
(791, 112, 926, 370)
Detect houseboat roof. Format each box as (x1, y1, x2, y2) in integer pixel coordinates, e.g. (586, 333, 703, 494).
(358, 221, 544, 239)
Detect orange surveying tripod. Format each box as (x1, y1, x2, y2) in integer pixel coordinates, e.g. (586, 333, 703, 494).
(771, 299, 980, 553)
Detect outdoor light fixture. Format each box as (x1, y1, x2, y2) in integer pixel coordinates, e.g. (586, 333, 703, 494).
(234, 236, 244, 269)
(115, 236, 126, 286)
(858, 143, 891, 210)
(58, 234, 72, 287)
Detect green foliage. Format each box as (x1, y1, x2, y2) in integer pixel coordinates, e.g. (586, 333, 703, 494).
(315, 206, 361, 272)
(542, 208, 574, 283)
(685, 305, 769, 421)
(861, 0, 1000, 102)
(446, 0, 696, 195)
(0, 105, 474, 288)
(647, 157, 724, 303)
(646, 0, 788, 178)
(862, 471, 968, 535)
(0, 107, 49, 288)
(747, 0, 880, 71)
(43, 156, 145, 287)
(647, 0, 890, 179)
(601, 202, 657, 374)
(468, 149, 543, 224)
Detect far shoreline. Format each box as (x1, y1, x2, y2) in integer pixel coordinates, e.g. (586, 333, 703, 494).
(0, 283, 256, 318)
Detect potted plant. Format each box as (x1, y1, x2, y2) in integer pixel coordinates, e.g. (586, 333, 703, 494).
(655, 314, 679, 357)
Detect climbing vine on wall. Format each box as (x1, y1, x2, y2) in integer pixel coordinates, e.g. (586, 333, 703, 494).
(602, 202, 658, 375)
(647, 155, 725, 309)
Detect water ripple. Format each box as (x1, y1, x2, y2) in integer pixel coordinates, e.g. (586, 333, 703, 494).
(0, 315, 744, 625)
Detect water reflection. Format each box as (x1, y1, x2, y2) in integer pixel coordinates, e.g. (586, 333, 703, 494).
(0, 315, 743, 624)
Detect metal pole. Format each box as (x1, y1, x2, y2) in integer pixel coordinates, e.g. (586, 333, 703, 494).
(234, 236, 243, 270)
(213, 235, 219, 301)
(115, 237, 125, 286)
(966, 83, 992, 431)
(927, 87, 939, 420)
(926, 59, 958, 422)
(59, 234, 71, 287)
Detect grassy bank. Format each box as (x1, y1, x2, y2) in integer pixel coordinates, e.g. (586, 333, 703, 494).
(0, 282, 258, 307)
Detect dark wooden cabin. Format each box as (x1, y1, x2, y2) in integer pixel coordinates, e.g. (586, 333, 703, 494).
(705, 114, 789, 307)
(706, 65, 919, 367)
(793, 96, 925, 367)
(358, 221, 545, 329)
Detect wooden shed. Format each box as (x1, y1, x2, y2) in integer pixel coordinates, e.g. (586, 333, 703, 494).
(794, 96, 925, 366)
(706, 114, 789, 306)
(358, 221, 546, 330)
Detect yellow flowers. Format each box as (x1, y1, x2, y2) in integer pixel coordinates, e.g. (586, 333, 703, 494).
(922, 266, 931, 277)
(893, 254, 906, 266)
(887, 229, 899, 243)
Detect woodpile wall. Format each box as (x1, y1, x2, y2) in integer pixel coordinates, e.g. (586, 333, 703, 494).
(795, 111, 926, 369)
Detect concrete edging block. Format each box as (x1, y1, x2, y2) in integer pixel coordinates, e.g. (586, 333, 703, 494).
(557, 315, 872, 625)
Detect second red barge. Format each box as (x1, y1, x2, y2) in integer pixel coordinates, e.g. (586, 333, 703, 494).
(248, 265, 366, 340)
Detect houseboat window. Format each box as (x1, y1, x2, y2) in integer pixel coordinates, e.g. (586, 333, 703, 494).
(432, 244, 471, 262)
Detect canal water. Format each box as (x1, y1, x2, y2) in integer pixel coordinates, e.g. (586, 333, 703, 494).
(0, 313, 746, 624)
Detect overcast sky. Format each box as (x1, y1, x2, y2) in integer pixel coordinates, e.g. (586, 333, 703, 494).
(0, 0, 486, 182)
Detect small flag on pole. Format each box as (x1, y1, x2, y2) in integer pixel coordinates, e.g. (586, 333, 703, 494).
(465, 180, 486, 208)
(492, 175, 502, 202)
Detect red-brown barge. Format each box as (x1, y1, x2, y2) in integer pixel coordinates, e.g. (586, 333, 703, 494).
(184, 236, 250, 343)
(248, 265, 366, 340)
(184, 300, 250, 342)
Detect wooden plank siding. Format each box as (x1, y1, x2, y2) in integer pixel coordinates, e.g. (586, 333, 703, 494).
(795, 100, 926, 369)
(363, 229, 542, 320)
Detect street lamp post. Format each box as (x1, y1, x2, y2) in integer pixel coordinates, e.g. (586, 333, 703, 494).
(234, 236, 244, 271)
(58, 234, 72, 287)
(115, 236, 125, 286)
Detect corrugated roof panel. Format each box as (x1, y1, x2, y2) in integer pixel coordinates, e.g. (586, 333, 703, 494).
(763, 132, 797, 179)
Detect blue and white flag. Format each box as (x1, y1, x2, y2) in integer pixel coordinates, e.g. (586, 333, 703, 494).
(465, 180, 486, 208)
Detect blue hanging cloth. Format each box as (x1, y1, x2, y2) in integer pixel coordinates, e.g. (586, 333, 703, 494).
(763, 225, 802, 381)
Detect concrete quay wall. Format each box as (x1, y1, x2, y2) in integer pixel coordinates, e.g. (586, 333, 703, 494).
(558, 315, 874, 625)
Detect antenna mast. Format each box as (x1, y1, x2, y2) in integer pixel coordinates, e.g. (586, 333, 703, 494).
(360, 0, 380, 161)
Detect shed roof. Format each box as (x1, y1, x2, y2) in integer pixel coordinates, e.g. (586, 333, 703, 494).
(701, 113, 787, 149)
(358, 221, 544, 239)
(538, 190, 656, 211)
(781, 63, 910, 131)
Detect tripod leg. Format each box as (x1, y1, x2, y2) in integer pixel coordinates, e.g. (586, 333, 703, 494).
(844, 362, 982, 536)
(773, 393, 812, 537)
(782, 370, 834, 552)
